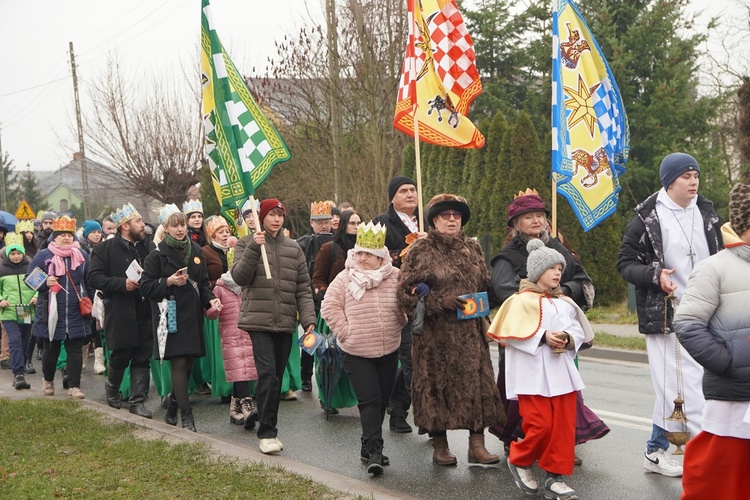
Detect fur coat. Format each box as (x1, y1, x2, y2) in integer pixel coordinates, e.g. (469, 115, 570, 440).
(397, 230, 505, 431)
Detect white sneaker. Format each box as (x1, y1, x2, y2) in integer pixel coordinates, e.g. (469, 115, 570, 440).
(508, 461, 539, 495)
(643, 448, 683, 477)
(259, 438, 282, 454)
(543, 475, 578, 499)
(273, 437, 284, 450)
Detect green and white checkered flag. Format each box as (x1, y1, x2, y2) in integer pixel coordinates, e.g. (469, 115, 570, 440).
(201, 0, 291, 220)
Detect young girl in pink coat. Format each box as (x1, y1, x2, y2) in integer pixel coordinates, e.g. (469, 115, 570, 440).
(213, 271, 258, 429)
(321, 222, 407, 476)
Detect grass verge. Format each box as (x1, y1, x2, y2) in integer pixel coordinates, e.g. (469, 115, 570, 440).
(0, 400, 349, 499)
(586, 301, 638, 325)
(592, 331, 646, 351)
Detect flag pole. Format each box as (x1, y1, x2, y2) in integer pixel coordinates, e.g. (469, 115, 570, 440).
(551, 177, 558, 238)
(411, 3, 424, 233)
(249, 195, 273, 279)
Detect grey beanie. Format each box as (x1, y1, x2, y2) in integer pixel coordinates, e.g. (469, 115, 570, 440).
(526, 239, 566, 283)
(659, 153, 700, 189)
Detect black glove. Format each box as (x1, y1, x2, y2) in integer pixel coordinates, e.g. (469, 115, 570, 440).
(440, 295, 467, 311)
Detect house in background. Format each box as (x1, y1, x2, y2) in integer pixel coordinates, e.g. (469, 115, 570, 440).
(37, 153, 161, 223)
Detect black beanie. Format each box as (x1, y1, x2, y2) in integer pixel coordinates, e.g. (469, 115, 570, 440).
(659, 153, 700, 189)
(388, 176, 416, 201)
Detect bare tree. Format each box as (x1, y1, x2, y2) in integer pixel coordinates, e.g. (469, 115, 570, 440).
(252, 0, 408, 219)
(84, 56, 203, 205)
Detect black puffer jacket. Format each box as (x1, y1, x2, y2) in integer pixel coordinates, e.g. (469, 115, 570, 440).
(617, 192, 722, 334)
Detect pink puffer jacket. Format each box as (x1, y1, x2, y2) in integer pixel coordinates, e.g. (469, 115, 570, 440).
(321, 259, 406, 358)
(214, 276, 257, 382)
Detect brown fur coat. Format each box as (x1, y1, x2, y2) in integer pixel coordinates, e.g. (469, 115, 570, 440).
(398, 230, 505, 431)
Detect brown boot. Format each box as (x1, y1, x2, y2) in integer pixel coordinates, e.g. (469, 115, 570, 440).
(432, 434, 457, 466)
(468, 432, 500, 464)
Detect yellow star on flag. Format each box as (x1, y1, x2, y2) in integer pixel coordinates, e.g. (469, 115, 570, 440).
(564, 74, 601, 137)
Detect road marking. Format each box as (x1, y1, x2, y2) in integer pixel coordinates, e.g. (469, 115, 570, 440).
(589, 408, 652, 431)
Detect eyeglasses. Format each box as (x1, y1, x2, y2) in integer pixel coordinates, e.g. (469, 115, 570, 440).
(439, 210, 462, 220)
(347, 221, 361, 227)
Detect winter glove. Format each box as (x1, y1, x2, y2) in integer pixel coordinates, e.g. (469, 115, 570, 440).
(414, 282, 430, 298)
(440, 295, 467, 311)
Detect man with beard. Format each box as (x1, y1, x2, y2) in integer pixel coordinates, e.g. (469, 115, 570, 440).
(102, 216, 117, 239)
(88, 203, 155, 417)
(36, 212, 56, 248)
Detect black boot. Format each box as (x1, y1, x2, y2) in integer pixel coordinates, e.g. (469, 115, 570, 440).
(164, 392, 179, 426)
(104, 366, 126, 410)
(360, 437, 390, 465)
(181, 409, 197, 432)
(128, 367, 153, 419)
(13, 374, 31, 390)
(365, 442, 384, 475)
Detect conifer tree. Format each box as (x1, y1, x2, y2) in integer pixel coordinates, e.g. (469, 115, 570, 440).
(401, 143, 416, 181)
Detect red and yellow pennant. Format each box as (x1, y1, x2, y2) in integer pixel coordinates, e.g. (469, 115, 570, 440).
(394, 0, 484, 148)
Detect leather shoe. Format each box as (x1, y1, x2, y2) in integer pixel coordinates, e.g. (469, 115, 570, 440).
(389, 415, 413, 433)
(301, 381, 313, 392)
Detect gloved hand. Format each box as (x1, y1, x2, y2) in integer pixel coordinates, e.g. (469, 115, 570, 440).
(440, 295, 467, 311)
(414, 282, 430, 298)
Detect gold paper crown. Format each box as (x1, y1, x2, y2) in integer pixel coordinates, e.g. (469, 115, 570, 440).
(310, 201, 333, 220)
(159, 204, 181, 226)
(355, 222, 387, 250)
(513, 188, 540, 199)
(111, 203, 140, 227)
(53, 216, 76, 233)
(205, 215, 229, 236)
(4, 232, 23, 248)
(16, 220, 34, 233)
(183, 199, 203, 215)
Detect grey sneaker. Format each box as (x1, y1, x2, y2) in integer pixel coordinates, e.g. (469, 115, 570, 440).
(543, 475, 578, 499)
(643, 448, 682, 477)
(508, 461, 538, 496)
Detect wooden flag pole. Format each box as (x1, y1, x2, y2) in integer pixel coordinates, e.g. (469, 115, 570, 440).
(413, 107, 424, 233)
(249, 195, 273, 279)
(411, 6, 424, 233)
(551, 176, 558, 238)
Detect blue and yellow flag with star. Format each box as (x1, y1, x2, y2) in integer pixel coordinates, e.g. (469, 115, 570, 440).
(552, 0, 629, 231)
(201, 0, 290, 227)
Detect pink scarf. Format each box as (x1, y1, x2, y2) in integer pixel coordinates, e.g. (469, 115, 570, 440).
(48, 241, 85, 277)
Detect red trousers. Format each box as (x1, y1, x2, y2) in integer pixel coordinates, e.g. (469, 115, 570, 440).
(510, 392, 577, 476)
(682, 431, 750, 500)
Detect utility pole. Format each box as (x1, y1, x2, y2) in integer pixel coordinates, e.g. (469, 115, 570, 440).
(70, 41, 90, 218)
(326, 0, 342, 203)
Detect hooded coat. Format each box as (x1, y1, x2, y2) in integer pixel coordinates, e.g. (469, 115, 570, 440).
(213, 273, 257, 382)
(397, 230, 505, 431)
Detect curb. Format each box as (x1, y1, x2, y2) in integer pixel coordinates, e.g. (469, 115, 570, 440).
(579, 346, 647, 364)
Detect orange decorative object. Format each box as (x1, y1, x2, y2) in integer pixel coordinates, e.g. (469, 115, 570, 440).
(462, 298, 478, 315)
(302, 333, 317, 348)
(52, 216, 76, 232)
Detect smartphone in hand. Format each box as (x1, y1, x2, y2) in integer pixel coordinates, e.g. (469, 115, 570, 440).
(177, 267, 188, 276)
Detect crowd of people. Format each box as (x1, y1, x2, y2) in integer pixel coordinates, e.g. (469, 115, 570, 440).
(1, 151, 748, 498)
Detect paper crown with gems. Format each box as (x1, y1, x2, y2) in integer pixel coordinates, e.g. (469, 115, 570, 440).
(53, 215, 76, 233)
(353, 222, 389, 260)
(159, 204, 181, 226)
(111, 203, 140, 228)
(506, 187, 550, 227)
(183, 199, 203, 216)
(205, 215, 229, 237)
(310, 201, 333, 220)
(16, 220, 34, 233)
(4, 232, 24, 256)
(241, 198, 260, 216)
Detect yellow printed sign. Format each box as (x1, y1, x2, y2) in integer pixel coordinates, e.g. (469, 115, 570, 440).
(15, 199, 35, 219)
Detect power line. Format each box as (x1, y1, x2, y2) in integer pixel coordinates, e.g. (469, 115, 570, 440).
(0, 75, 70, 98)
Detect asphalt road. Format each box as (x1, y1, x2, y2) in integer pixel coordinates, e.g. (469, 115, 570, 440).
(3, 345, 684, 499)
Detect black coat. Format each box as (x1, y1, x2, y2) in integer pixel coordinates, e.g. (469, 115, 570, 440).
(88, 234, 155, 350)
(617, 192, 723, 334)
(140, 240, 214, 359)
(372, 203, 423, 268)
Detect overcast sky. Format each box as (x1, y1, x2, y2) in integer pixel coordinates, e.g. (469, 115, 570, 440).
(0, 0, 740, 174)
